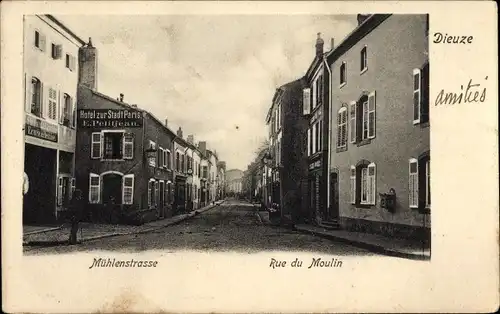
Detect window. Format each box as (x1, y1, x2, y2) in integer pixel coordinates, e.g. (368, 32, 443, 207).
(155, 181, 159, 207)
(181, 154, 185, 172)
(352, 162, 376, 206)
(122, 174, 134, 204)
(30, 77, 42, 117)
(89, 173, 100, 203)
(409, 158, 418, 208)
(350, 166, 356, 204)
(315, 121, 320, 153)
(336, 107, 348, 148)
(62, 94, 72, 126)
(176, 152, 180, 171)
(91, 132, 102, 159)
(311, 124, 316, 154)
(148, 141, 156, 166)
(158, 147, 164, 168)
(360, 46, 367, 72)
(303, 88, 311, 115)
(47, 87, 57, 120)
(425, 159, 431, 208)
(103, 132, 125, 160)
(316, 74, 323, 107)
(340, 62, 347, 86)
(413, 64, 430, 124)
(123, 133, 134, 159)
(307, 128, 311, 156)
(34, 30, 46, 51)
(51, 44, 62, 59)
(66, 54, 76, 71)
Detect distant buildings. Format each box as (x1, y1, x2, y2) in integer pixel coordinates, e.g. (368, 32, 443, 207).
(23, 15, 226, 225)
(226, 169, 243, 195)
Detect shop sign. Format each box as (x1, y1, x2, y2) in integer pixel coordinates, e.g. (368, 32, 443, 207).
(78, 109, 143, 128)
(25, 115, 58, 142)
(309, 160, 321, 170)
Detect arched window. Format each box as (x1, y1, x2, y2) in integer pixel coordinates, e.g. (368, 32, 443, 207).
(30, 77, 42, 116)
(336, 106, 348, 149)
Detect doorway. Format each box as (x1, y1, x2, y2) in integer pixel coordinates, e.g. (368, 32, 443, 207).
(329, 172, 339, 220)
(159, 181, 165, 218)
(102, 173, 122, 205)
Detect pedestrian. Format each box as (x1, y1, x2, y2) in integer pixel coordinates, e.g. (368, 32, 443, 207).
(68, 189, 84, 245)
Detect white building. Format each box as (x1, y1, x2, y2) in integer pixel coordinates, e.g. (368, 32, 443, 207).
(23, 15, 86, 223)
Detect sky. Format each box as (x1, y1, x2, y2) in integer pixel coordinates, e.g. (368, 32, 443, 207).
(57, 14, 357, 170)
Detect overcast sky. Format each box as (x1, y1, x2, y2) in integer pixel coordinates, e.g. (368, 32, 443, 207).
(57, 15, 357, 170)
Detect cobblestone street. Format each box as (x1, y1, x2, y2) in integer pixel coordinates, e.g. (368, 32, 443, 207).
(25, 199, 374, 255)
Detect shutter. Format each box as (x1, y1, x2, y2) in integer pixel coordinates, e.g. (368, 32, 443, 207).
(91, 132, 102, 159)
(312, 81, 317, 109)
(40, 33, 46, 51)
(421, 63, 430, 123)
(71, 96, 76, 127)
(58, 91, 64, 124)
(350, 166, 356, 204)
(57, 176, 63, 206)
(413, 68, 421, 123)
(89, 173, 100, 203)
(40, 82, 45, 118)
(368, 163, 376, 204)
(24, 74, 31, 112)
(70, 178, 76, 199)
(155, 181, 159, 206)
(368, 91, 376, 138)
(123, 133, 134, 159)
(303, 88, 311, 115)
(409, 159, 418, 208)
(147, 181, 152, 207)
(350, 101, 357, 143)
(122, 174, 134, 205)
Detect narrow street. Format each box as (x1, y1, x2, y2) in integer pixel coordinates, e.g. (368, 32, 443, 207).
(25, 199, 374, 255)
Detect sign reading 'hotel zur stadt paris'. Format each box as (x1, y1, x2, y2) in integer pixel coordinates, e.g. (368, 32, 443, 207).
(78, 109, 143, 128)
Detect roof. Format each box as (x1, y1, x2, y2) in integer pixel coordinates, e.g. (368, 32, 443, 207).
(265, 77, 303, 123)
(326, 14, 391, 64)
(45, 15, 86, 45)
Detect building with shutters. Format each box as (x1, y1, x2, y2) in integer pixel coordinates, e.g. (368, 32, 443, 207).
(23, 15, 86, 224)
(301, 32, 334, 227)
(75, 85, 177, 224)
(265, 78, 309, 224)
(327, 14, 430, 240)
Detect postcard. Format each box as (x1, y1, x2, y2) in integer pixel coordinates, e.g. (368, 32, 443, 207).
(1, 1, 498, 313)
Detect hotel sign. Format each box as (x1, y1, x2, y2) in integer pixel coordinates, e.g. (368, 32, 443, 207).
(309, 160, 321, 170)
(25, 115, 58, 142)
(78, 109, 143, 128)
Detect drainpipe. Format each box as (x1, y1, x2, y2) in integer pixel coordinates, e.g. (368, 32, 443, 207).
(323, 55, 332, 212)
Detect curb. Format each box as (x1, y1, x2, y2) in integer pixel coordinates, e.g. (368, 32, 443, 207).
(296, 227, 430, 261)
(24, 202, 223, 247)
(255, 212, 263, 225)
(23, 226, 63, 236)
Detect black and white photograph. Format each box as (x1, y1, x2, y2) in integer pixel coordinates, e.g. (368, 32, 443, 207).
(2, 1, 498, 313)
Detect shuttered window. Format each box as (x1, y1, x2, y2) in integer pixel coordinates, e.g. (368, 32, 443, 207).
(337, 107, 347, 148)
(303, 88, 311, 115)
(413, 68, 421, 123)
(367, 163, 376, 205)
(349, 101, 357, 143)
(350, 166, 356, 204)
(48, 87, 57, 120)
(367, 91, 376, 138)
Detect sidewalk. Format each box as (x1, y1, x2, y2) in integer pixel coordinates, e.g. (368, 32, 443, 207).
(23, 200, 224, 246)
(295, 224, 430, 260)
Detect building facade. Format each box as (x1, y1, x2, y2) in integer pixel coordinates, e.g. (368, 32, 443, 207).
(23, 15, 85, 224)
(327, 14, 430, 239)
(225, 169, 243, 196)
(75, 85, 176, 224)
(266, 78, 309, 223)
(173, 128, 189, 213)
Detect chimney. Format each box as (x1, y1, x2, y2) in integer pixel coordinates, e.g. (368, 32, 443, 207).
(164, 118, 168, 127)
(357, 14, 370, 26)
(119, 93, 124, 102)
(187, 134, 194, 144)
(198, 141, 207, 155)
(78, 37, 98, 91)
(131, 104, 137, 108)
(177, 127, 183, 138)
(330, 38, 335, 50)
(315, 32, 324, 57)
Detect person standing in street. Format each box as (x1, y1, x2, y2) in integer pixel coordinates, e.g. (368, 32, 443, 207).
(68, 189, 84, 245)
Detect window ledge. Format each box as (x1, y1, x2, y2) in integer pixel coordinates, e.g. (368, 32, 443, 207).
(360, 67, 368, 75)
(355, 204, 375, 209)
(339, 82, 347, 89)
(103, 159, 126, 162)
(420, 121, 430, 129)
(356, 139, 372, 147)
(336, 146, 347, 153)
